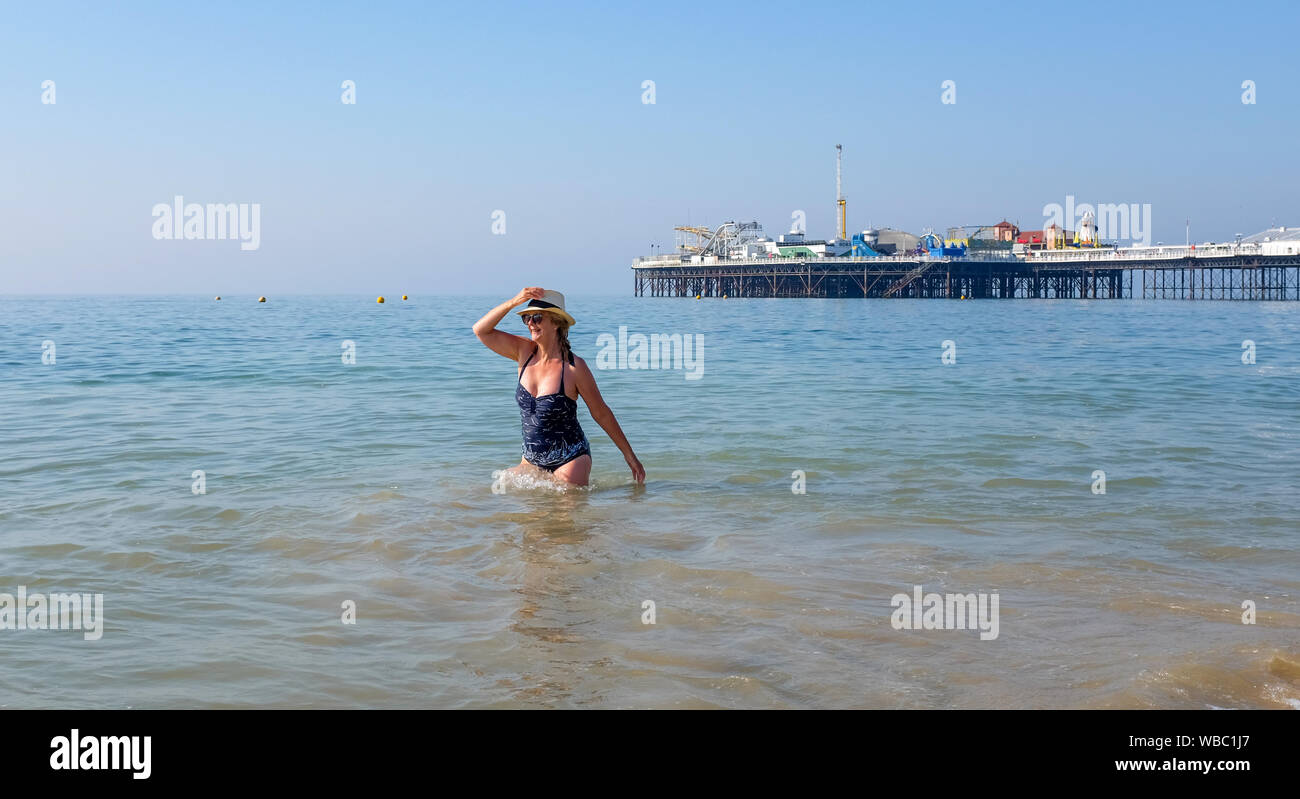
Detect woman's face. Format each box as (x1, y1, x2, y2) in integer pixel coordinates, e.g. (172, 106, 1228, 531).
(525, 312, 558, 341)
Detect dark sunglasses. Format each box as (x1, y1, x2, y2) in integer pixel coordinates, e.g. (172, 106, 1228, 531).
(521, 313, 548, 325)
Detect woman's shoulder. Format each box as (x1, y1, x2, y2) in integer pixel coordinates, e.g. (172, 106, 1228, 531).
(567, 354, 597, 385)
(517, 341, 539, 367)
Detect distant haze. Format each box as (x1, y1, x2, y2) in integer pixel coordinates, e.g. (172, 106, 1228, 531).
(2, 0, 1297, 294)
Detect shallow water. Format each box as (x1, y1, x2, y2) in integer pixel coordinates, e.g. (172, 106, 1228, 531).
(1, 294, 1297, 708)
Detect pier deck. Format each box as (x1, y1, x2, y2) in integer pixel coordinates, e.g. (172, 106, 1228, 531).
(632, 250, 1300, 300)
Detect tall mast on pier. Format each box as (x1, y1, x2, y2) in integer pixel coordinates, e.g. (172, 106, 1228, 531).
(836, 144, 846, 241)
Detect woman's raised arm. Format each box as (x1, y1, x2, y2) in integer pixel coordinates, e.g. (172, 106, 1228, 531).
(473, 287, 544, 360)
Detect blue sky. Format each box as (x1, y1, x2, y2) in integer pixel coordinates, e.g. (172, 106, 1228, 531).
(2, 0, 1297, 294)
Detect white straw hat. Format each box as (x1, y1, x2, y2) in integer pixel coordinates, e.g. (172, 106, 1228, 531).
(514, 290, 576, 326)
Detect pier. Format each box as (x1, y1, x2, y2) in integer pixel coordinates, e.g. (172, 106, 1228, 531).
(632, 246, 1300, 300)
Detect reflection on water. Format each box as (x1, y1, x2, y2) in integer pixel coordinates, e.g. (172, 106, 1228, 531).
(509, 490, 596, 705)
(513, 490, 591, 641)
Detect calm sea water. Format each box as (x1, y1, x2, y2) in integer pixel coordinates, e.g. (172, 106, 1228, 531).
(1, 294, 1297, 709)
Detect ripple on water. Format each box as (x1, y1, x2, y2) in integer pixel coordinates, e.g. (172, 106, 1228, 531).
(2, 296, 1299, 707)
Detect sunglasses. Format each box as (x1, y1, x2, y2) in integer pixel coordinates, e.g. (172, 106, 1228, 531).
(521, 313, 548, 325)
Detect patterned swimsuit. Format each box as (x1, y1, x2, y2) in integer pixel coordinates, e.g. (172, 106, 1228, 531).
(517, 348, 591, 471)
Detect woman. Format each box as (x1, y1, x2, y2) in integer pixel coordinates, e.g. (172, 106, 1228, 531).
(473, 287, 645, 487)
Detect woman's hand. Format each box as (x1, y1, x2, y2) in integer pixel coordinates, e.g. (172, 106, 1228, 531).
(625, 452, 646, 484)
(514, 287, 545, 306)
(475, 290, 544, 359)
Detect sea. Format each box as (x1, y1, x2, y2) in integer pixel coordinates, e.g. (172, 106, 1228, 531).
(1, 294, 1297, 708)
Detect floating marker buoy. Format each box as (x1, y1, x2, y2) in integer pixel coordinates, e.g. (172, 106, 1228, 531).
(377, 296, 385, 304)
(722, 294, 727, 299)
(402, 295, 408, 300)
(695, 294, 700, 300)
(258, 296, 266, 303)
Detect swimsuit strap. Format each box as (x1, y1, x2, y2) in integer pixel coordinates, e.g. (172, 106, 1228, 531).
(519, 347, 536, 383)
(558, 350, 577, 392)
(520, 346, 570, 397)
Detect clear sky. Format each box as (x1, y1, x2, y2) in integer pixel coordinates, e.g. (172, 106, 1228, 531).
(2, 0, 1297, 294)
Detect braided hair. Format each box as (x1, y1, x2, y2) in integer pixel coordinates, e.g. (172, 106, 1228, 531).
(556, 319, 575, 365)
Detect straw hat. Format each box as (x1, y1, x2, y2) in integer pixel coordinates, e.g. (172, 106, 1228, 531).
(515, 290, 576, 327)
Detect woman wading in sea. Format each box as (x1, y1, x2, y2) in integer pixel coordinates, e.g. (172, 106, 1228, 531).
(473, 288, 645, 487)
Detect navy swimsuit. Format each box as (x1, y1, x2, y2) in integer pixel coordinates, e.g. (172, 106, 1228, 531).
(517, 348, 591, 471)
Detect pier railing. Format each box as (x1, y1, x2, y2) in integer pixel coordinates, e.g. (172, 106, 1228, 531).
(633, 253, 1008, 268)
(1024, 243, 1261, 263)
(633, 243, 1271, 269)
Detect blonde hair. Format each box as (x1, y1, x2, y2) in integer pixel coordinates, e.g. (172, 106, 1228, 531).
(555, 318, 574, 365)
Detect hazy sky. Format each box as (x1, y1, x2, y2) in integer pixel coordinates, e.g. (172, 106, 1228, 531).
(2, 0, 1298, 294)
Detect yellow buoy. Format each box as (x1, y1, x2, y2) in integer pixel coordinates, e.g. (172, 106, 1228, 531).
(258, 296, 266, 303)
(377, 296, 385, 304)
(402, 295, 408, 300)
(722, 294, 727, 299)
(695, 294, 700, 300)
